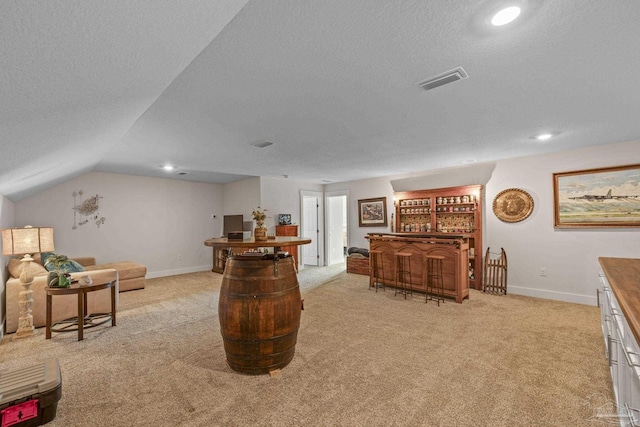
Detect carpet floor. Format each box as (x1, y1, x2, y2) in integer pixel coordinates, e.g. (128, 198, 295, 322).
(0, 264, 614, 426)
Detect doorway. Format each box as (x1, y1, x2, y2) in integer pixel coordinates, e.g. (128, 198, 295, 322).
(326, 191, 348, 266)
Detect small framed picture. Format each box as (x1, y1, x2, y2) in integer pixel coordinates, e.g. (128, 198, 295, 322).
(278, 214, 292, 225)
(358, 197, 388, 227)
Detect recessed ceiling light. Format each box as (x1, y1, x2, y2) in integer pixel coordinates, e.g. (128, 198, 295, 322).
(491, 6, 521, 26)
(162, 165, 175, 171)
(535, 133, 553, 141)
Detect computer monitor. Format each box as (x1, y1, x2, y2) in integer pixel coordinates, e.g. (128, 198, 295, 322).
(223, 215, 243, 237)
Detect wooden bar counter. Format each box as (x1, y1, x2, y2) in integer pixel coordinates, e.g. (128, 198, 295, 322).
(366, 233, 470, 303)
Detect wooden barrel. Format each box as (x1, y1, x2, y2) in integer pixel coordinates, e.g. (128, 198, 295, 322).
(218, 256, 301, 375)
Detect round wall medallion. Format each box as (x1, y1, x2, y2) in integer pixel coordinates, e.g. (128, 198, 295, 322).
(492, 188, 534, 223)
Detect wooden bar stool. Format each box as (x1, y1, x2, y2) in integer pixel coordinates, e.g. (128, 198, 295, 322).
(394, 252, 413, 299)
(369, 250, 385, 292)
(424, 255, 445, 305)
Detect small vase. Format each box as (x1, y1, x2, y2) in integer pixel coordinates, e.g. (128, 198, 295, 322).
(47, 272, 59, 287)
(48, 272, 71, 288)
(79, 274, 93, 287)
(58, 274, 71, 288)
(254, 227, 268, 241)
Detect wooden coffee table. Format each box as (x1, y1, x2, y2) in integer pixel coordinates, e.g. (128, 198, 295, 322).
(45, 277, 117, 341)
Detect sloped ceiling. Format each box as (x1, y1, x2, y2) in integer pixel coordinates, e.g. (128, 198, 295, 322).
(2, 1, 640, 201)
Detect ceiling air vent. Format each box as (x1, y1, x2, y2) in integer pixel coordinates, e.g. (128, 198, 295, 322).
(416, 67, 468, 92)
(177, 172, 188, 176)
(252, 140, 274, 148)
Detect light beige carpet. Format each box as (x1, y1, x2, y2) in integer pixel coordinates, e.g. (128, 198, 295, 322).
(0, 265, 613, 426)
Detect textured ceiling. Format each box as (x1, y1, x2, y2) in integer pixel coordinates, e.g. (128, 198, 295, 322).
(2, 0, 640, 201)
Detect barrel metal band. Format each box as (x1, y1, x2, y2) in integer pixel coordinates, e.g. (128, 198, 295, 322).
(221, 327, 299, 343)
(220, 288, 298, 299)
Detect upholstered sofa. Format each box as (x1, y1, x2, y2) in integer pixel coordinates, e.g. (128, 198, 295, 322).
(4, 255, 146, 334)
(73, 257, 146, 292)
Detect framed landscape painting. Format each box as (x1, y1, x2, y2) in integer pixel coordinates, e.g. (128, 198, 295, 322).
(553, 164, 640, 228)
(358, 197, 388, 227)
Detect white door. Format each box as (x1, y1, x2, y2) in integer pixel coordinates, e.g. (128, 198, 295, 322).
(302, 193, 319, 266)
(326, 194, 347, 265)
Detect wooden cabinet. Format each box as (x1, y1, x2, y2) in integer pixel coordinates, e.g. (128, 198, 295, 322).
(212, 247, 226, 273)
(211, 246, 244, 273)
(276, 225, 299, 266)
(394, 184, 483, 289)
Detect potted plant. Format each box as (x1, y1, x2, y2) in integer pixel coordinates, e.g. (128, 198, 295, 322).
(252, 207, 268, 241)
(44, 254, 73, 288)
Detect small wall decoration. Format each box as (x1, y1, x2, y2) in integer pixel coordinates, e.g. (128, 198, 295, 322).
(492, 188, 534, 223)
(553, 163, 640, 228)
(278, 214, 292, 225)
(358, 197, 388, 227)
(72, 190, 106, 229)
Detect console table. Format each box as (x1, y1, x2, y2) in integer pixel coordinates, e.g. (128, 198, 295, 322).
(45, 274, 117, 341)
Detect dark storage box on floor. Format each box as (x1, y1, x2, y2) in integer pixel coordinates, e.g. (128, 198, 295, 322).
(0, 358, 62, 427)
(346, 255, 370, 275)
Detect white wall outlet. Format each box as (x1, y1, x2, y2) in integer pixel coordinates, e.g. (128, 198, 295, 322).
(540, 267, 547, 276)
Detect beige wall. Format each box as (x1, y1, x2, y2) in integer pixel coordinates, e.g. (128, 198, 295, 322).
(260, 177, 324, 234)
(13, 172, 223, 278)
(327, 139, 640, 305)
(222, 177, 260, 232)
(2, 139, 639, 329)
(485, 139, 640, 304)
(0, 195, 16, 340)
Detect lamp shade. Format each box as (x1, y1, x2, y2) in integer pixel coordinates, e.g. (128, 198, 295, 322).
(1, 226, 55, 256)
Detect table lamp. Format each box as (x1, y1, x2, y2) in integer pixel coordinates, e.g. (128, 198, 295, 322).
(1, 225, 54, 338)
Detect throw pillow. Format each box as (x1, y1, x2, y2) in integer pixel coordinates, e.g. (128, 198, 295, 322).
(41, 252, 86, 273)
(7, 258, 49, 278)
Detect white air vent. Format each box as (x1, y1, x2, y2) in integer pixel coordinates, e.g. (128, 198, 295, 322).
(252, 141, 274, 148)
(417, 67, 468, 91)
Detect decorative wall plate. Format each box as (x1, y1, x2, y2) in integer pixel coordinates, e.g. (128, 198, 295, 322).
(492, 188, 534, 223)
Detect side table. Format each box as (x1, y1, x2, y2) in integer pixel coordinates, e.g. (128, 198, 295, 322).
(45, 277, 117, 341)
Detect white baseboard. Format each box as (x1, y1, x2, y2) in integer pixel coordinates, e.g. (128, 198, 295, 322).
(146, 265, 212, 279)
(508, 285, 598, 306)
